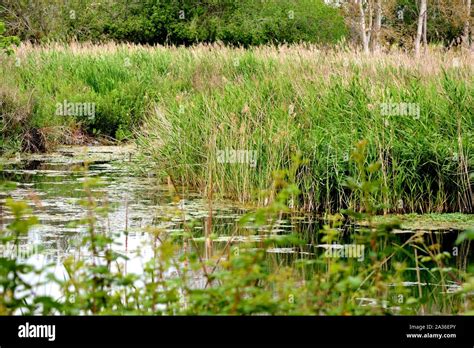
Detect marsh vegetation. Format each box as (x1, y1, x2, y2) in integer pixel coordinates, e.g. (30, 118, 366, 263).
(0, 0, 473, 317)
(0, 142, 473, 315)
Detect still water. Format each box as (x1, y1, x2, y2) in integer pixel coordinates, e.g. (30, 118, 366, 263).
(0, 146, 471, 305)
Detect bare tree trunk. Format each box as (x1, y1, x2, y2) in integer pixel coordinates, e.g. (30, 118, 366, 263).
(371, 0, 382, 52)
(415, 0, 427, 56)
(422, 6, 428, 49)
(463, 0, 472, 49)
(358, 0, 371, 54)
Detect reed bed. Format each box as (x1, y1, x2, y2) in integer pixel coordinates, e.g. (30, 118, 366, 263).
(1, 43, 473, 213)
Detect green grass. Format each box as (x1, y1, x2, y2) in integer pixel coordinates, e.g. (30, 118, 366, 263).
(370, 213, 474, 230)
(1, 43, 473, 213)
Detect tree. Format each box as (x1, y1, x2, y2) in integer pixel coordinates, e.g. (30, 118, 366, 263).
(340, 0, 468, 51)
(357, 0, 372, 53)
(462, 0, 472, 49)
(371, 0, 383, 51)
(414, 0, 427, 56)
(343, 0, 388, 53)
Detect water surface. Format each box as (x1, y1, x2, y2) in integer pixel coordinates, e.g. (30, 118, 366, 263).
(0, 146, 472, 310)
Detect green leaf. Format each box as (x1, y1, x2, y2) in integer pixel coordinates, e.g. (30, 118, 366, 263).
(455, 229, 474, 245)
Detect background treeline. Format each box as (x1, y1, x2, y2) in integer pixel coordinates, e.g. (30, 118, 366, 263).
(0, 0, 347, 46)
(0, 0, 472, 49)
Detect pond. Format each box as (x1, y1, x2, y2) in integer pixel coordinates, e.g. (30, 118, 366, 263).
(0, 146, 472, 313)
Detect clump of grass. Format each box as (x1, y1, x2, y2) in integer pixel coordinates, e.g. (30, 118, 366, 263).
(135, 45, 473, 214)
(0, 83, 34, 153)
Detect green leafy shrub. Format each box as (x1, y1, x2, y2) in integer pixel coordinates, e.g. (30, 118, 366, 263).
(0, 21, 19, 55)
(1, 0, 347, 46)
